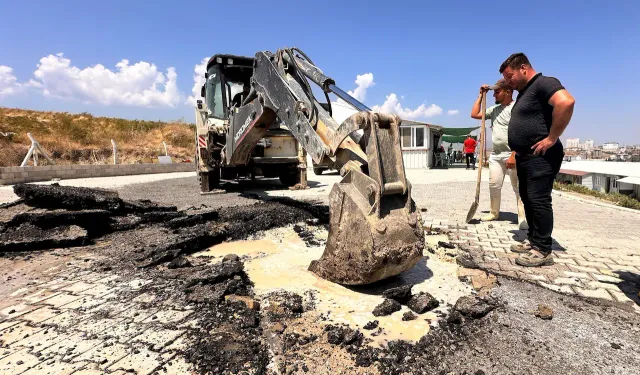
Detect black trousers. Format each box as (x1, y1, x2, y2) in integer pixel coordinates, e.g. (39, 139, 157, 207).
(465, 153, 475, 168)
(515, 143, 564, 253)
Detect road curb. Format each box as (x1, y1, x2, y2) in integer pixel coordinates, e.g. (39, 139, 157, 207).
(0, 162, 195, 186)
(552, 189, 640, 215)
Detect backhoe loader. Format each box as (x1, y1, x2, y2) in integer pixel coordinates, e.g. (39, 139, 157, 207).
(194, 48, 425, 285)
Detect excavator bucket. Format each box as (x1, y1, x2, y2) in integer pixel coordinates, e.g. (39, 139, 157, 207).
(308, 113, 425, 285)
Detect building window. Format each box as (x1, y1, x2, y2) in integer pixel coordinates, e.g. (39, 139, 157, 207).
(401, 128, 411, 149)
(400, 126, 426, 149)
(415, 128, 425, 147)
(595, 176, 602, 185)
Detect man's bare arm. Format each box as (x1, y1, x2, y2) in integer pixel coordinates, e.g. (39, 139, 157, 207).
(531, 89, 576, 155)
(548, 89, 575, 141)
(470, 84, 490, 119)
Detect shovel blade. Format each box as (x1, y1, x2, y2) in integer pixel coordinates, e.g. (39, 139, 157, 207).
(465, 200, 479, 223)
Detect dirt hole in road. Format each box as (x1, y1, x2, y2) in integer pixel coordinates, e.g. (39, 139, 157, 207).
(0, 184, 489, 375)
(192, 224, 473, 348)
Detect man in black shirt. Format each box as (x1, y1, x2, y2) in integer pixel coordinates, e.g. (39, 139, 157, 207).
(500, 53, 575, 267)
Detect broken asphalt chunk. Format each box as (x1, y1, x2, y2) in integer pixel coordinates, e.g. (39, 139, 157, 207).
(402, 311, 418, 321)
(407, 292, 439, 314)
(382, 284, 414, 304)
(450, 295, 497, 323)
(0, 223, 88, 252)
(373, 299, 402, 317)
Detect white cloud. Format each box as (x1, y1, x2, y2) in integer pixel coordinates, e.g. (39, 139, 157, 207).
(335, 72, 443, 121)
(187, 57, 208, 105)
(347, 72, 375, 102)
(447, 109, 460, 116)
(30, 53, 181, 107)
(0, 66, 20, 98)
(0, 66, 40, 99)
(372, 93, 443, 120)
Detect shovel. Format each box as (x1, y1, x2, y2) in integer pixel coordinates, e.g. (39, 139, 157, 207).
(465, 91, 487, 223)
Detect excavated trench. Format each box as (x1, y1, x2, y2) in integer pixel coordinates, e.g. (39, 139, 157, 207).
(2, 184, 638, 375)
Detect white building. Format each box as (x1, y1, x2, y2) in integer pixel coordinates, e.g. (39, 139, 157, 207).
(584, 139, 594, 149)
(399, 120, 444, 169)
(603, 142, 620, 152)
(329, 101, 443, 169)
(557, 160, 640, 198)
(566, 138, 580, 148)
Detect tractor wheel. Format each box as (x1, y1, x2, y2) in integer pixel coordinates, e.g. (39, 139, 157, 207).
(221, 167, 238, 180)
(199, 169, 220, 192)
(279, 168, 300, 187)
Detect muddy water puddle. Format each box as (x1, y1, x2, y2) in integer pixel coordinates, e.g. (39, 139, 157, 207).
(193, 235, 292, 259)
(193, 227, 473, 347)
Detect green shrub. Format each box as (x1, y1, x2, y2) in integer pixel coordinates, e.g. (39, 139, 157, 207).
(554, 181, 640, 210)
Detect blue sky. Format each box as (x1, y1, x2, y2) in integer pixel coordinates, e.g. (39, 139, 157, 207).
(1, 0, 639, 145)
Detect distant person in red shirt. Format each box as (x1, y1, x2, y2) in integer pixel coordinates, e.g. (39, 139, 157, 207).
(463, 134, 478, 170)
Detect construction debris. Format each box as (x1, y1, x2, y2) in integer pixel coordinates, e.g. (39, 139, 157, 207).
(447, 296, 498, 324)
(402, 311, 418, 321)
(438, 241, 456, 249)
(407, 292, 440, 314)
(0, 184, 327, 263)
(363, 320, 379, 330)
(325, 324, 364, 347)
(0, 183, 219, 253)
(535, 304, 554, 320)
(383, 284, 414, 304)
(372, 299, 402, 317)
(1, 223, 89, 251)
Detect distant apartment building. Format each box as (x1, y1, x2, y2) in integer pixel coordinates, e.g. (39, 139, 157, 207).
(584, 139, 594, 149)
(566, 138, 580, 148)
(556, 160, 640, 198)
(589, 149, 604, 159)
(603, 142, 619, 151)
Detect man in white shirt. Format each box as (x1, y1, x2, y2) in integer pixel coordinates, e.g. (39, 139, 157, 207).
(470, 79, 527, 229)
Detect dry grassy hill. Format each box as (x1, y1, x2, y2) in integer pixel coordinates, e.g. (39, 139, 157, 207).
(0, 107, 196, 167)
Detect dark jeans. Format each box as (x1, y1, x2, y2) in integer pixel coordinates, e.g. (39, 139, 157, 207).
(465, 153, 475, 168)
(515, 143, 564, 253)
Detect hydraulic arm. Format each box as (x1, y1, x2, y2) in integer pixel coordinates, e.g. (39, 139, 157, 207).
(228, 48, 425, 285)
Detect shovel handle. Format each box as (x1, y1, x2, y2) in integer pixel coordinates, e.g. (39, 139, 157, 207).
(474, 92, 486, 198)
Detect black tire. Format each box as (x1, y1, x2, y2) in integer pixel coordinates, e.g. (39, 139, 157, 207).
(313, 167, 323, 176)
(279, 169, 300, 187)
(221, 167, 237, 180)
(199, 169, 220, 192)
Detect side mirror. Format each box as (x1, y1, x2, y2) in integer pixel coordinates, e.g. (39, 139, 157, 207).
(200, 85, 206, 98)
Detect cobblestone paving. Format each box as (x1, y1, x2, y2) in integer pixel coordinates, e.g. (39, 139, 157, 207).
(413, 178, 640, 311)
(0, 261, 197, 375)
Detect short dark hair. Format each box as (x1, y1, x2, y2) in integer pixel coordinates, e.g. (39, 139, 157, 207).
(499, 53, 531, 73)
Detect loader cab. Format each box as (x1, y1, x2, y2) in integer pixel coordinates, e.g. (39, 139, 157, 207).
(202, 55, 255, 120)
